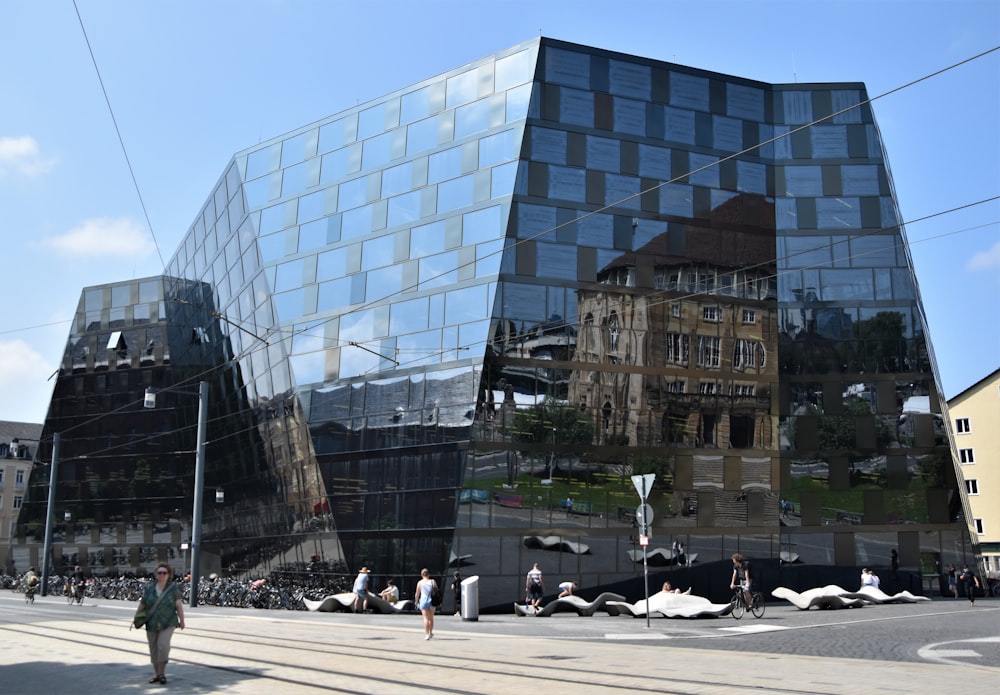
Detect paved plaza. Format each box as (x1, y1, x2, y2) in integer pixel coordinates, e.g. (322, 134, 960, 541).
(0, 591, 996, 694)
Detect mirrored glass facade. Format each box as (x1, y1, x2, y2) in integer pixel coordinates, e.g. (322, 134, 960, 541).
(15, 38, 977, 607)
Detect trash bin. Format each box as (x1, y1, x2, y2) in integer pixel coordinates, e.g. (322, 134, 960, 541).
(460, 575, 479, 621)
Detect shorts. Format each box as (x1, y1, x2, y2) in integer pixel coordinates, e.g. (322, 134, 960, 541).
(417, 596, 433, 611)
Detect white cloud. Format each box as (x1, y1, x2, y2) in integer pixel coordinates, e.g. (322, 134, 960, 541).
(0, 135, 56, 177)
(37, 217, 157, 259)
(0, 339, 54, 424)
(966, 239, 1000, 272)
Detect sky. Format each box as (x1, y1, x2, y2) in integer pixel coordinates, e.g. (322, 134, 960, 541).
(1, 0, 997, 424)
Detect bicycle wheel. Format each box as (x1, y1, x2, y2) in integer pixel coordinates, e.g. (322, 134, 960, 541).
(751, 592, 765, 618)
(730, 596, 745, 619)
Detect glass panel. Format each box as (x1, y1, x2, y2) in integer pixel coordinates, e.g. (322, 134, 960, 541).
(358, 102, 388, 140)
(841, 165, 880, 195)
(560, 87, 593, 127)
(605, 174, 640, 210)
(495, 48, 535, 91)
(688, 153, 719, 188)
(505, 83, 532, 122)
(338, 176, 369, 211)
(438, 174, 475, 213)
(713, 115, 742, 152)
(138, 281, 159, 303)
(613, 97, 646, 136)
(850, 235, 898, 267)
(362, 132, 394, 170)
(811, 126, 849, 158)
(246, 144, 279, 179)
(548, 166, 586, 202)
(281, 131, 312, 168)
(660, 183, 693, 217)
(819, 269, 875, 300)
(445, 284, 487, 324)
(638, 144, 670, 180)
(609, 59, 650, 99)
(366, 265, 403, 302)
(419, 250, 459, 289)
(318, 116, 357, 154)
(455, 98, 491, 139)
(401, 85, 434, 125)
(587, 135, 620, 173)
(317, 276, 352, 312)
(429, 146, 463, 184)
(817, 198, 860, 228)
(362, 235, 394, 271)
(447, 68, 482, 110)
(411, 220, 448, 257)
(664, 106, 696, 145)
(545, 47, 589, 89)
(784, 166, 823, 197)
(381, 161, 414, 198)
(387, 190, 422, 227)
(272, 288, 305, 320)
(491, 161, 517, 198)
(258, 232, 285, 262)
(479, 128, 518, 167)
(670, 72, 709, 111)
(406, 115, 441, 155)
(737, 161, 767, 195)
(536, 243, 577, 281)
(727, 83, 765, 121)
(390, 297, 429, 334)
(462, 205, 502, 245)
(297, 189, 325, 224)
(531, 127, 566, 165)
(320, 144, 362, 183)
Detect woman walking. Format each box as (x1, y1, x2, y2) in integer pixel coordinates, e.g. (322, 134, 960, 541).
(142, 563, 185, 684)
(415, 568, 437, 640)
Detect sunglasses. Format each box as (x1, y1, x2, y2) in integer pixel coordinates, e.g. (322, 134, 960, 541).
(156, 570, 169, 575)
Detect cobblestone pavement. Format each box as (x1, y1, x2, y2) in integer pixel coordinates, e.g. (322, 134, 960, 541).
(0, 593, 996, 694)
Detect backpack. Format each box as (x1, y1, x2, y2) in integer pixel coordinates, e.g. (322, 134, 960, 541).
(430, 583, 443, 607)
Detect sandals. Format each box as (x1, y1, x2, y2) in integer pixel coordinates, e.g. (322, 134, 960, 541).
(148, 675, 167, 684)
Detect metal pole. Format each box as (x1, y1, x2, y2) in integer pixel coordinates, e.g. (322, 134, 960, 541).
(189, 381, 208, 607)
(40, 433, 60, 596)
(642, 476, 650, 630)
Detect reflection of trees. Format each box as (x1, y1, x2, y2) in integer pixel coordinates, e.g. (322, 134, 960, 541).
(511, 399, 594, 447)
(918, 452, 949, 488)
(789, 398, 894, 451)
(856, 311, 906, 373)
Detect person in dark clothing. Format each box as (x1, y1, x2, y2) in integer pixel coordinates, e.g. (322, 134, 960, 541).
(958, 564, 980, 604)
(730, 553, 752, 607)
(450, 571, 462, 615)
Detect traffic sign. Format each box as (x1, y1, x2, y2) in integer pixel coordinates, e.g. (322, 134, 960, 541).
(630, 473, 655, 499)
(636, 503, 654, 528)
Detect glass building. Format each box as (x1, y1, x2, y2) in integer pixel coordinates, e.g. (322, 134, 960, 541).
(15, 38, 978, 607)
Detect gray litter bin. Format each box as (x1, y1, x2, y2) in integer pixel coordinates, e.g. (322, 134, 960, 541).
(460, 575, 479, 621)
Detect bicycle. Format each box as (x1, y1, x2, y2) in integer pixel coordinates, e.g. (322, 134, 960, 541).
(730, 585, 765, 619)
(67, 580, 85, 605)
(25, 583, 36, 604)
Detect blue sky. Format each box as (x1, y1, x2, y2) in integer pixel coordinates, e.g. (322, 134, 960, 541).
(1, 0, 997, 423)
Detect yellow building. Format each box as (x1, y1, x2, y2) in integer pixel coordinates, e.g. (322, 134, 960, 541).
(0, 422, 42, 573)
(947, 368, 999, 585)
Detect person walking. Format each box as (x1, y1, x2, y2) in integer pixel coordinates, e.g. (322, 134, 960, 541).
(141, 563, 185, 685)
(525, 563, 544, 612)
(958, 564, 980, 604)
(415, 568, 438, 639)
(352, 566, 371, 613)
(450, 571, 462, 616)
(946, 563, 958, 598)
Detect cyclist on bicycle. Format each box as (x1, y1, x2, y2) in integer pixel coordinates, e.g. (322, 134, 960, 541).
(23, 567, 39, 600)
(70, 565, 86, 602)
(729, 553, 752, 607)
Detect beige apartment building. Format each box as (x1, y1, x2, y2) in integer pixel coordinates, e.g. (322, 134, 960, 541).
(947, 368, 1000, 584)
(0, 421, 42, 573)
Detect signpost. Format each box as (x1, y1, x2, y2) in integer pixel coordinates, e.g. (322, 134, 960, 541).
(630, 473, 655, 628)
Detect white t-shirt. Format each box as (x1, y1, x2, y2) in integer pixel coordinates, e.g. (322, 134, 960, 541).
(558, 581, 574, 592)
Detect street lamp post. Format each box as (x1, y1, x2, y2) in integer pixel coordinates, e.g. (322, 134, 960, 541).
(145, 380, 208, 607)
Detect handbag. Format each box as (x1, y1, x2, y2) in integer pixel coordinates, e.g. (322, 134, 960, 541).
(430, 583, 443, 607)
(131, 585, 171, 630)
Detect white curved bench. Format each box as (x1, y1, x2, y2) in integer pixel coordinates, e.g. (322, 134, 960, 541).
(303, 592, 414, 613)
(606, 591, 732, 618)
(513, 592, 626, 617)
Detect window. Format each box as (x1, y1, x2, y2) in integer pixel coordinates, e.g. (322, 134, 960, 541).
(959, 448, 975, 464)
(731, 383, 756, 397)
(965, 479, 979, 495)
(955, 418, 970, 434)
(742, 309, 756, 324)
(699, 381, 717, 395)
(15, 469, 24, 488)
(607, 312, 620, 352)
(665, 333, 689, 365)
(697, 336, 721, 368)
(12, 496, 22, 510)
(665, 379, 685, 394)
(974, 518, 984, 535)
(671, 304, 681, 318)
(702, 306, 721, 322)
(733, 339, 764, 370)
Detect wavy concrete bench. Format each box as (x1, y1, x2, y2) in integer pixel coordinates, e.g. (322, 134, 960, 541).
(626, 548, 698, 566)
(773, 584, 931, 610)
(523, 535, 591, 555)
(513, 592, 626, 617)
(303, 592, 414, 614)
(606, 591, 733, 618)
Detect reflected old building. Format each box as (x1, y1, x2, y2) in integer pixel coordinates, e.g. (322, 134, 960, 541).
(12, 38, 978, 606)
